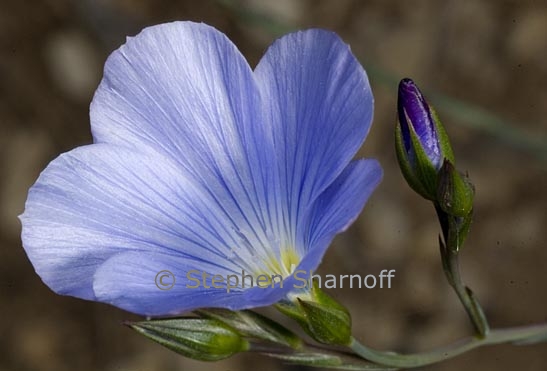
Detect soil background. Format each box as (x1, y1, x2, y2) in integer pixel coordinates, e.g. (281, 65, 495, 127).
(1, 1, 546, 370)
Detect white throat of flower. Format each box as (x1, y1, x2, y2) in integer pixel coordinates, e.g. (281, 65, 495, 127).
(228, 227, 300, 279)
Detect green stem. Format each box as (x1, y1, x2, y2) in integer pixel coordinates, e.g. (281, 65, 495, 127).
(444, 248, 489, 337)
(436, 205, 489, 337)
(349, 323, 547, 368)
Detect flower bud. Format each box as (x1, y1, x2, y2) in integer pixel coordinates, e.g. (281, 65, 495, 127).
(396, 78, 454, 200)
(128, 318, 248, 361)
(276, 282, 351, 346)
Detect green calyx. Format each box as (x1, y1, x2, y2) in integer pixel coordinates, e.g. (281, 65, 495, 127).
(430, 106, 455, 164)
(127, 318, 248, 361)
(276, 282, 351, 346)
(436, 160, 474, 218)
(196, 308, 302, 349)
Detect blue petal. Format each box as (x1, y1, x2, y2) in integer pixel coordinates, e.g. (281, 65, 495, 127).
(298, 159, 383, 274)
(93, 252, 245, 316)
(244, 160, 382, 304)
(254, 29, 374, 252)
(21, 144, 263, 309)
(91, 22, 280, 262)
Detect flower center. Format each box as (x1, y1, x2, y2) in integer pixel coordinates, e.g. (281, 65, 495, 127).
(260, 247, 300, 279)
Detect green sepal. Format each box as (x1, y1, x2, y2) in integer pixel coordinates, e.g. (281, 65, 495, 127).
(127, 318, 248, 361)
(438, 208, 473, 253)
(407, 119, 441, 200)
(276, 300, 308, 325)
(454, 210, 473, 250)
(395, 118, 440, 200)
(297, 298, 352, 345)
(196, 308, 302, 349)
(430, 106, 455, 164)
(276, 282, 351, 346)
(436, 160, 474, 217)
(395, 122, 430, 199)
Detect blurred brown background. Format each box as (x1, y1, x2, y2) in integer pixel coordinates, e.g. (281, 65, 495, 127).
(1, 1, 546, 370)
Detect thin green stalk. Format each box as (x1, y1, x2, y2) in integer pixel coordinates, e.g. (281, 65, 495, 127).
(442, 246, 489, 337)
(436, 205, 489, 337)
(349, 323, 547, 368)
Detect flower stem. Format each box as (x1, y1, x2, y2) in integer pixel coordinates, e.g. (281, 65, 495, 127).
(349, 323, 547, 368)
(442, 245, 489, 337)
(436, 204, 489, 337)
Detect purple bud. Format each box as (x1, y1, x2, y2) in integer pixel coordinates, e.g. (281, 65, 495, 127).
(397, 78, 442, 168)
(395, 78, 455, 200)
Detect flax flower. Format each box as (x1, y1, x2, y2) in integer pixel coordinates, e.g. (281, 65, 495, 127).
(21, 22, 381, 316)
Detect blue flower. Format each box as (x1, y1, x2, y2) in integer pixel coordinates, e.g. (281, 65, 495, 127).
(20, 22, 382, 316)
